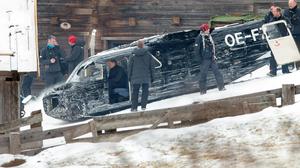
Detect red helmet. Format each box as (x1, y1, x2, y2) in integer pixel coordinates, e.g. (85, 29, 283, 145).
(200, 23, 210, 32)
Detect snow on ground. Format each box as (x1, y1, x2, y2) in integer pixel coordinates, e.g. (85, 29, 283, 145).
(2, 100, 300, 167)
(20, 66, 300, 147)
(3, 66, 298, 167)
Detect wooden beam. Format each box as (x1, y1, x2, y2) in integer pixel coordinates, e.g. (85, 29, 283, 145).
(0, 111, 42, 133)
(93, 94, 276, 131)
(19, 123, 88, 144)
(150, 110, 171, 129)
(73, 8, 94, 15)
(282, 84, 295, 106)
(64, 123, 91, 143)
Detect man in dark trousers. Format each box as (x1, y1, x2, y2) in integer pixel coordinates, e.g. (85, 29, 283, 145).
(266, 6, 291, 76)
(194, 23, 225, 95)
(40, 35, 64, 87)
(106, 59, 129, 104)
(66, 35, 85, 74)
(128, 40, 154, 111)
(284, 0, 300, 69)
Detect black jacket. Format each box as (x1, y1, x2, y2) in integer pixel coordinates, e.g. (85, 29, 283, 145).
(108, 65, 129, 91)
(128, 48, 154, 84)
(284, 6, 300, 36)
(265, 13, 290, 24)
(264, 11, 274, 23)
(66, 41, 85, 73)
(40, 46, 63, 73)
(194, 34, 215, 62)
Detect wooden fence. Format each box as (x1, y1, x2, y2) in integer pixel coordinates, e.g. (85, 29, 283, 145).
(0, 84, 299, 156)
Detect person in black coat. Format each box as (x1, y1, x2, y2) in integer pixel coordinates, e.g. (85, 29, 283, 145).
(284, 0, 300, 69)
(128, 40, 154, 111)
(106, 59, 129, 104)
(264, 4, 276, 23)
(265, 6, 291, 76)
(65, 35, 85, 75)
(194, 24, 225, 95)
(40, 35, 64, 87)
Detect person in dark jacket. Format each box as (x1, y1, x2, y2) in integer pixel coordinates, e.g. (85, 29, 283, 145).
(264, 4, 276, 23)
(40, 35, 64, 87)
(284, 0, 300, 69)
(266, 6, 291, 76)
(128, 40, 154, 111)
(65, 35, 84, 74)
(195, 23, 225, 95)
(54, 40, 68, 76)
(107, 59, 129, 104)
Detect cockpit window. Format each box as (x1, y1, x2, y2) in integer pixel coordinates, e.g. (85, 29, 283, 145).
(265, 22, 289, 40)
(77, 62, 104, 81)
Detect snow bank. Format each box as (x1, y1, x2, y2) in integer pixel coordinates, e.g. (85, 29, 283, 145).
(2, 101, 300, 167)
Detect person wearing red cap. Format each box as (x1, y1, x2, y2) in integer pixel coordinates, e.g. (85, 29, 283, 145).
(194, 23, 225, 95)
(65, 35, 85, 74)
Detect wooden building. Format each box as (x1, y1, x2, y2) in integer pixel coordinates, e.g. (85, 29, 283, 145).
(37, 0, 289, 55)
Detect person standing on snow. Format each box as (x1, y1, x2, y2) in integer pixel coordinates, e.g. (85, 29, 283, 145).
(284, 0, 300, 69)
(194, 23, 225, 95)
(65, 35, 85, 75)
(265, 6, 291, 76)
(40, 35, 64, 87)
(128, 40, 154, 112)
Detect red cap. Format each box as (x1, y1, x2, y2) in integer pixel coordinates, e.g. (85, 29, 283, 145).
(68, 35, 77, 44)
(200, 23, 209, 32)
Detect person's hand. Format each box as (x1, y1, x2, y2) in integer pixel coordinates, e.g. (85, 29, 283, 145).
(50, 58, 56, 64)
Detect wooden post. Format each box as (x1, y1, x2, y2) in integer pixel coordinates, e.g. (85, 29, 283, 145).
(0, 72, 20, 125)
(9, 132, 21, 154)
(90, 121, 98, 138)
(282, 84, 295, 106)
(29, 110, 43, 149)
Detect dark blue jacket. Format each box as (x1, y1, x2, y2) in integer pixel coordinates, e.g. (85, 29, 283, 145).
(284, 6, 300, 36)
(66, 41, 85, 74)
(194, 34, 215, 62)
(40, 46, 63, 73)
(108, 65, 129, 91)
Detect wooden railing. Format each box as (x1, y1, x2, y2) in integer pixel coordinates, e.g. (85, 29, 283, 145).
(0, 84, 299, 155)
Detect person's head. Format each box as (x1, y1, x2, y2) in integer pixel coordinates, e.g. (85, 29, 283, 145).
(137, 40, 144, 48)
(68, 35, 77, 46)
(106, 59, 117, 69)
(47, 35, 57, 45)
(270, 4, 276, 12)
(272, 7, 282, 18)
(289, 0, 297, 9)
(200, 23, 210, 34)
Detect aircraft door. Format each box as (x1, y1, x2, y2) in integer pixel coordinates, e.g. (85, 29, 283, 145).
(262, 20, 300, 65)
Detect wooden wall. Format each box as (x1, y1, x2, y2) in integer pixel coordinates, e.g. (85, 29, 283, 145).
(37, 0, 290, 53)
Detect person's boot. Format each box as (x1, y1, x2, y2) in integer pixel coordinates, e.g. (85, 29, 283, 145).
(267, 72, 276, 77)
(219, 87, 226, 91)
(200, 91, 206, 95)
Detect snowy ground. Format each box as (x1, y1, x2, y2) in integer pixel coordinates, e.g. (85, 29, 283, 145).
(1, 66, 300, 167)
(2, 98, 300, 167)
(22, 66, 300, 147)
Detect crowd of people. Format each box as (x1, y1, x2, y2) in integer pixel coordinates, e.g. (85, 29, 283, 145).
(22, 0, 300, 112)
